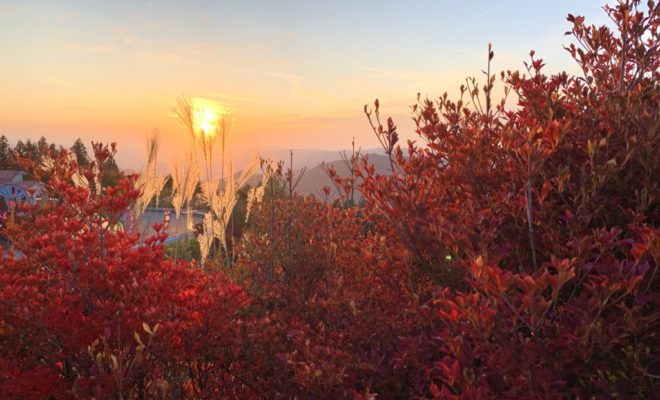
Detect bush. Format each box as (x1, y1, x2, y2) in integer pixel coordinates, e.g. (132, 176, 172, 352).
(357, 1, 659, 397)
(0, 146, 252, 398)
(240, 0, 659, 397)
(164, 237, 201, 262)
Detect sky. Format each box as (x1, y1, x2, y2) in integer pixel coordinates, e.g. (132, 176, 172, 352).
(0, 0, 611, 169)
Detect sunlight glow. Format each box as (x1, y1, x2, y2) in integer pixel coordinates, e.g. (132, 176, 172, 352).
(190, 98, 229, 139)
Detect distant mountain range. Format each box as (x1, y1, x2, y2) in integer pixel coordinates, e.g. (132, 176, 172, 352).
(124, 147, 394, 201)
(242, 150, 393, 200)
(294, 153, 392, 200)
(259, 148, 393, 199)
(123, 147, 385, 174)
(259, 147, 384, 170)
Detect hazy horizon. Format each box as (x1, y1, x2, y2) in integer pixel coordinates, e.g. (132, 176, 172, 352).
(1, 135, 383, 170)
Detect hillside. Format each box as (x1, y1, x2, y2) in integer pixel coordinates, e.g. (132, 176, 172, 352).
(294, 153, 392, 200)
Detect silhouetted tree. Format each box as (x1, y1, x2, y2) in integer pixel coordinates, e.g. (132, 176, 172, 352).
(70, 138, 90, 167)
(36, 136, 49, 160)
(100, 153, 122, 187)
(0, 135, 11, 169)
(15, 139, 38, 161)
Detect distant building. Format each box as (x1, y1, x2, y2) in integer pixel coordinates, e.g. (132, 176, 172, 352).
(0, 170, 43, 206)
(0, 170, 43, 249)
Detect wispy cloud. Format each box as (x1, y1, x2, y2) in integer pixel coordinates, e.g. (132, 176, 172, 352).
(0, 3, 20, 14)
(122, 34, 137, 46)
(208, 92, 255, 102)
(67, 43, 115, 53)
(43, 77, 71, 87)
(359, 65, 446, 83)
(63, 106, 141, 115)
(151, 51, 183, 63)
(269, 72, 303, 89)
(111, 26, 151, 48)
(275, 108, 360, 124)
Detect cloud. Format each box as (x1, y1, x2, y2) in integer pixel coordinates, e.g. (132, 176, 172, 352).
(275, 108, 361, 124)
(208, 92, 255, 102)
(151, 51, 183, 63)
(122, 34, 137, 46)
(111, 25, 152, 48)
(63, 106, 141, 115)
(53, 9, 79, 21)
(67, 43, 115, 53)
(0, 3, 20, 14)
(269, 72, 303, 89)
(359, 65, 446, 83)
(43, 78, 71, 87)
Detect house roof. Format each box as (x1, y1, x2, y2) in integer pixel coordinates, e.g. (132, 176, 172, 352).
(14, 181, 41, 191)
(0, 170, 26, 183)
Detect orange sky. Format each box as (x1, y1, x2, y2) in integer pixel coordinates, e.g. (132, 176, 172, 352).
(0, 0, 609, 169)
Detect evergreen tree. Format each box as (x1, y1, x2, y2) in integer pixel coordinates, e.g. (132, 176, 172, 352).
(14, 140, 26, 159)
(0, 135, 11, 169)
(70, 138, 90, 167)
(48, 143, 59, 157)
(37, 136, 49, 161)
(100, 154, 122, 187)
(16, 139, 39, 161)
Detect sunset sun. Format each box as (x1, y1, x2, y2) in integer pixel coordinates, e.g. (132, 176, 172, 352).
(190, 98, 229, 139)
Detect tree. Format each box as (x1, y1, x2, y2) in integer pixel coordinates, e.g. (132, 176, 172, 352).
(70, 137, 90, 167)
(36, 136, 48, 160)
(13, 140, 25, 159)
(100, 151, 122, 187)
(0, 135, 11, 169)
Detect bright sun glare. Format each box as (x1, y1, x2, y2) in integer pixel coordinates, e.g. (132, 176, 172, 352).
(190, 98, 228, 139)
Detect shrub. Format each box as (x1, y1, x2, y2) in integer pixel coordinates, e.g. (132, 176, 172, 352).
(358, 0, 659, 397)
(0, 146, 252, 398)
(238, 0, 658, 397)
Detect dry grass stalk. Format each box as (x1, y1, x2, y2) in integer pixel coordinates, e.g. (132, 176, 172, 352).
(174, 96, 258, 263)
(197, 157, 259, 262)
(134, 132, 167, 220)
(245, 185, 265, 223)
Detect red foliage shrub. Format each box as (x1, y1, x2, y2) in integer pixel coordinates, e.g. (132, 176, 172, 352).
(357, 1, 659, 397)
(239, 195, 424, 397)
(237, 1, 658, 398)
(0, 146, 252, 398)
